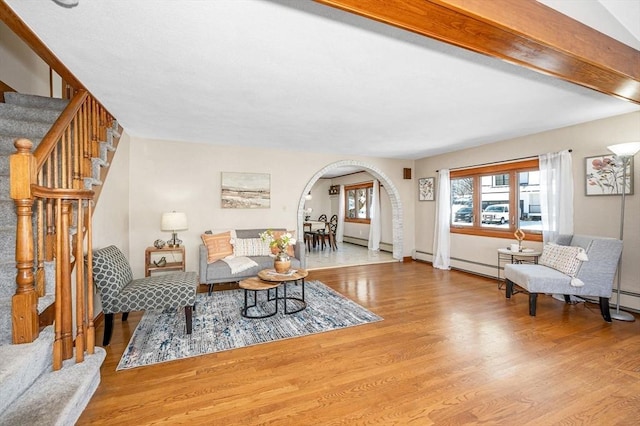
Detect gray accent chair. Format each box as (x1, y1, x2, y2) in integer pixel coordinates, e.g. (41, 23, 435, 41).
(91, 245, 199, 345)
(504, 235, 623, 322)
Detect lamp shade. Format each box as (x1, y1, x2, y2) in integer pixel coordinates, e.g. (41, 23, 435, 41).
(607, 142, 640, 157)
(161, 212, 188, 231)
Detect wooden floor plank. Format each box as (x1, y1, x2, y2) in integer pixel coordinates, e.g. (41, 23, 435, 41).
(78, 262, 640, 425)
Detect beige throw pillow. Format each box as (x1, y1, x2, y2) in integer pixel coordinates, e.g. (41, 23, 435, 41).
(233, 238, 272, 257)
(539, 243, 589, 286)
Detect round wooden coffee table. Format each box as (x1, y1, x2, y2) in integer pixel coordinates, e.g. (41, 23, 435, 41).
(238, 277, 280, 318)
(257, 268, 309, 314)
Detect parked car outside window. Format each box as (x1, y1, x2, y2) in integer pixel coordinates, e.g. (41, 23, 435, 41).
(482, 204, 509, 224)
(454, 206, 473, 223)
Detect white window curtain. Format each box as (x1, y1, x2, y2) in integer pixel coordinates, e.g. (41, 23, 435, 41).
(368, 180, 381, 251)
(336, 184, 345, 243)
(539, 150, 574, 243)
(433, 169, 451, 270)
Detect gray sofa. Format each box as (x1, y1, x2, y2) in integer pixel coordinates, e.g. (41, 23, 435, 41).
(505, 234, 623, 322)
(199, 228, 303, 294)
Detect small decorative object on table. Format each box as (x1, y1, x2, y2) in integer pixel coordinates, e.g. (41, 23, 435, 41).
(153, 239, 166, 249)
(513, 228, 526, 252)
(260, 229, 296, 274)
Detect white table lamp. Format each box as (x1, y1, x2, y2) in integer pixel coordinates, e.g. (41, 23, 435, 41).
(161, 211, 188, 247)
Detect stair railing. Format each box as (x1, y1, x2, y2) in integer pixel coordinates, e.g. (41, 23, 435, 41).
(10, 89, 115, 369)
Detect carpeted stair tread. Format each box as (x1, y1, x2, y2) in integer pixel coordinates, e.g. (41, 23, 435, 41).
(0, 346, 106, 426)
(0, 296, 11, 345)
(0, 176, 9, 200)
(0, 103, 63, 123)
(37, 294, 55, 314)
(0, 260, 17, 299)
(0, 154, 11, 175)
(3, 92, 69, 111)
(0, 117, 53, 139)
(0, 202, 16, 228)
(0, 135, 42, 155)
(0, 326, 53, 414)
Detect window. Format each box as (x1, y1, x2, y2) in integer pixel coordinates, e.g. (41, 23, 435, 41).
(450, 159, 542, 241)
(345, 182, 373, 223)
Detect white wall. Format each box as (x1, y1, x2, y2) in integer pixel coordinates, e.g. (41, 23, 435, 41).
(92, 133, 131, 255)
(0, 20, 61, 97)
(123, 137, 416, 277)
(305, 179, 332, 220)
(414, 111, 640, 311)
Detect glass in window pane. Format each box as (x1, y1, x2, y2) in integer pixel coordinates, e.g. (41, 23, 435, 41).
(518, 170, 542, 232)
(357, 188, 367, 218)
(451, 177, 474, 226)
(481, 174, 510, 227)
(347, 190, 356, 218)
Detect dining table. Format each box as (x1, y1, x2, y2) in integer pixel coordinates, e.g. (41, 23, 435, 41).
(303, 220, 329, 232)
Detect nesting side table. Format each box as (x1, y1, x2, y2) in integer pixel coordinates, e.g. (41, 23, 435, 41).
(496, 248, 542, 289)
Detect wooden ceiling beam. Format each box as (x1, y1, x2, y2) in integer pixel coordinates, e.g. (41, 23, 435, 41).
(314, 0, 640, 104)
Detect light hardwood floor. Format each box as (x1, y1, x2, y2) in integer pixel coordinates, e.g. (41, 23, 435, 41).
(78, 262, 640, 425)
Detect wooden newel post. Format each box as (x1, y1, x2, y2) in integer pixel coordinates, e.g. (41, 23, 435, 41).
(10, 138, 39, 344)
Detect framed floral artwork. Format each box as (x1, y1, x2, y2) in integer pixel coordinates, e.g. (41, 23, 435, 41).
(419, 177, 435, 201)
(585, 154, 633, 196)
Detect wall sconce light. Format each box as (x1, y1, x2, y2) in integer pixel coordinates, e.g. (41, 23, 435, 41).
(161, 211, 188, 247)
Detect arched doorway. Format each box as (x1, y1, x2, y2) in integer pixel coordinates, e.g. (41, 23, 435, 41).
(298, 160, 403, 266)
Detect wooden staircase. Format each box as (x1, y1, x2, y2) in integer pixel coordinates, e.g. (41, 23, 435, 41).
(0, 89, 120, 425)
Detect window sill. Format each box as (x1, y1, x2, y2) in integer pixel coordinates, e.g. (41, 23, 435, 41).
(451, 226, 543, 242)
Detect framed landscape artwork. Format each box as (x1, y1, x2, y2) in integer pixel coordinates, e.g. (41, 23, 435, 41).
(221, 172, 271, 208)
(419, 177, 435, 201)
(585, 154, 634, 196)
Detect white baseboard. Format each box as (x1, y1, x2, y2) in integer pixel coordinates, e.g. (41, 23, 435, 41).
(343, 236, 393, 253)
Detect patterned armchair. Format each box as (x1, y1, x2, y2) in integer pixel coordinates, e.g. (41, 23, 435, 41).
(91, 245, 199, 345)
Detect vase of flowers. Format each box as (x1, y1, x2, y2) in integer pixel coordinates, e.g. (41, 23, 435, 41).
(260, 229, 296, 273)
(273, 251, 291, 274)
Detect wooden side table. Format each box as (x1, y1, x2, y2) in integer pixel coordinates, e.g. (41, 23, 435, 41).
(145, 246, 185, 277)
(258, 268, 309, 314)
(239, 277, 281, 318)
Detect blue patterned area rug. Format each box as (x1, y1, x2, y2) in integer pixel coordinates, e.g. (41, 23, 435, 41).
(117, 280, 382, 370)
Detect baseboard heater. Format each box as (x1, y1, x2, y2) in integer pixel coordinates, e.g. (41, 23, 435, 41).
(343, 236, 393, 253)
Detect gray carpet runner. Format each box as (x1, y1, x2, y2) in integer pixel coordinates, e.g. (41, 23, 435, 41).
(0, 91, 107, 425)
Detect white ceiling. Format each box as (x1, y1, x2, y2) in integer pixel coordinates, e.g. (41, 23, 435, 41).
(5, 0, 640, 170)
